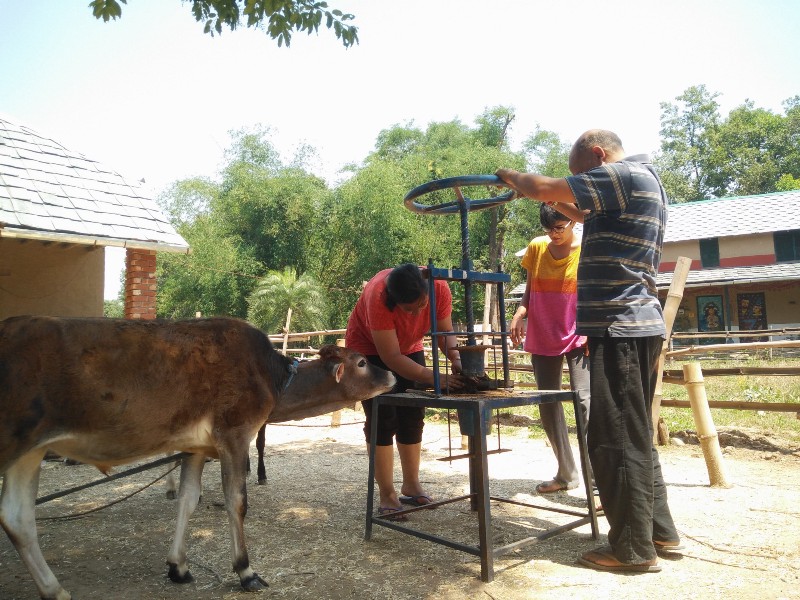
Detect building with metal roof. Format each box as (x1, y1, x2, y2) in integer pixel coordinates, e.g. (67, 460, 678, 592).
(0, 116, 189, 319)
(659, 191, 800, 337)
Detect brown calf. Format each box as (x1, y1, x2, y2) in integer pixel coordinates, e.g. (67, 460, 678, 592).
(0, 316, 395, 600)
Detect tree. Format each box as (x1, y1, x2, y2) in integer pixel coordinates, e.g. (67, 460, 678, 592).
(103, 299, 124, 318)
(656, 85, 722, 201)
(214, 127, 330, 275)
(657, 86, 800, 200)
(157, 214, 262, 318)
(156, 126, 330, 319)
(246, 268, 327, 334)
(89, 0, 358, 47)
(714, 101, 784, 196)
(523, 126, 571, 177)
(313, 109, 529, 327)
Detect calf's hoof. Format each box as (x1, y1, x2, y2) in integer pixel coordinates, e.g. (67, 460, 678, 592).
(241, 572, 269, 591)
(257, 478, 267, 485)
(165, 490, 176, 500)
(167, 562, 195, 584)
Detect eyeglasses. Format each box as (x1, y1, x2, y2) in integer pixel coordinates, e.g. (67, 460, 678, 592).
(543, 222, 572, 234)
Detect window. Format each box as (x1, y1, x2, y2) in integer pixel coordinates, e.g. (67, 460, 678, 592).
(775, 230, 800, 262)
(699, 238, 720, 268)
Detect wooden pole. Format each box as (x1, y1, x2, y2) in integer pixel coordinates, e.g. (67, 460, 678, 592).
(682, 362, 731, 488)
(281, 308, 293, 356)
(652, 256, 692, 444)
(659, 398, 800, 413)
(331, 337, 348, 426)
(667, 339, 800, 357)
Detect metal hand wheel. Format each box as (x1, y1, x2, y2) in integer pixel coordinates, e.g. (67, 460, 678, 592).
(403, 175, 515, 215)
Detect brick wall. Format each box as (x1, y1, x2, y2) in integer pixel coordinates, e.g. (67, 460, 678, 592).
(124, 248, 157, 319)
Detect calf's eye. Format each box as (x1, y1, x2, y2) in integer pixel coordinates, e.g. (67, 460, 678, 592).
(358, 359, 366, 367)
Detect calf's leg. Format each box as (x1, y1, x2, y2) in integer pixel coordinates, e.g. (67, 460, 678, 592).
(1, 449, 72, 600)
(166, 453, 206, 584)
(255, 424, 267, 485)
(164, 454, 180, 499)
(219, 439, 268, 591)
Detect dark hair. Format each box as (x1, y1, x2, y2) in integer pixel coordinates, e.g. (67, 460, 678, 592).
(539, 203, 571, 229)
(384, 263, 427, 311)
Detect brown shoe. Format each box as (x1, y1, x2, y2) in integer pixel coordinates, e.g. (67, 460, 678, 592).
(653, 540, 685, 556)
(578, 546, 661, 573)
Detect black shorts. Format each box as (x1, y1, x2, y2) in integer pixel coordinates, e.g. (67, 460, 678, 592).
(362, 351, 426, 446)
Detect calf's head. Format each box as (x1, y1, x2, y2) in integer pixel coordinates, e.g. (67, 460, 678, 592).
(268, 345, 395, 422)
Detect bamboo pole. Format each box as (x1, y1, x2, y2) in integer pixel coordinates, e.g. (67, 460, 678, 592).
(659, 398, 800, 413)
(667, 339, 800, 358)
(683, 362, 732, 488)
(281, 308, 293, 356)
(268, 328, 346, 342)
(652, 256, 692, 444)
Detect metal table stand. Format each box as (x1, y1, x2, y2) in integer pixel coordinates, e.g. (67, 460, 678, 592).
(364, 390, 599, 582)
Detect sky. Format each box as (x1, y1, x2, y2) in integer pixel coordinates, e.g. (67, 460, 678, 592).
(2, 0, 800, 299)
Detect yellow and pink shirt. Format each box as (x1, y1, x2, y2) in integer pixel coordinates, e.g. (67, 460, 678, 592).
(520, 237, 586, 356)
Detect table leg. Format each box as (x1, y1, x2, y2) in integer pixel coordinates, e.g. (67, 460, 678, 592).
(572, 392, 599, 538)
(365, 400, 379, 540)
(474, 402, 494, 582)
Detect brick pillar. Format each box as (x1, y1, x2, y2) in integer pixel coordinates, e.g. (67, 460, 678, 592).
(124, 248, 158, 319)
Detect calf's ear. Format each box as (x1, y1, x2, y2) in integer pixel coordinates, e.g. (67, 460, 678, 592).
(333, 361, 345, 383)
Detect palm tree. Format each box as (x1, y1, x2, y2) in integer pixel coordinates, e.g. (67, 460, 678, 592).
(246, 268, 328, 334)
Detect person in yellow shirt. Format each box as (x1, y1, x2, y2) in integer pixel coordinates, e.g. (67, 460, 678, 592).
(510, 203, 590, 493)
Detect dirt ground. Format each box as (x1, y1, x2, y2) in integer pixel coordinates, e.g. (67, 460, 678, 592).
(2, 411, 799, 600)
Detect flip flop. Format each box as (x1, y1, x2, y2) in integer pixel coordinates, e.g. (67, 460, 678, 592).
(399, 494, 435, 508)
(535, 480, 577, 494)
(654, 541, 685, 556)
(578, 547, 662, 573)
(377, 506, 409, 521)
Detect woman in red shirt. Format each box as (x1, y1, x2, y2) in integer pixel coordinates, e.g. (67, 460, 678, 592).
(345, 263, 467, 519)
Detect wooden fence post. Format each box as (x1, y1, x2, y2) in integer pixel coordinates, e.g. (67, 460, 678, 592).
(281, 308, 293, 356)
(330, 338, 348, 427)
(652, 256, 692, 445)
(683, 362, 731, 488)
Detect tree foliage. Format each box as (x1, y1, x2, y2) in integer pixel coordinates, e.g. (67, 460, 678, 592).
(247, 267, 327, 334)
(152, 92, 798, 331)
(656, 86, 800, 201)
(656, 85, 722, 201)
(313, 108, 531, 326)
(156, 126, 328, 319)
(89, 0, 358, 47)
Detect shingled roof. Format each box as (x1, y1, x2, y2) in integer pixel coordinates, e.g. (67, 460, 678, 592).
(664, 190, 800, 242)
(0, 116, 189, 252)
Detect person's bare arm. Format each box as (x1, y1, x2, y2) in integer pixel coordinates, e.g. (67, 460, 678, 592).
(371, 327, 467, 390)
(435, 314, 462, 373)
(549, 201, 585, 223)
(495, 169, 575, 204)
(371, 329, 432, 384)
(495, 169, 585, 223)
(510, 277, 531, 347)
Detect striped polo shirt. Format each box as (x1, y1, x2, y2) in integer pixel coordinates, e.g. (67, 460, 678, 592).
(565, 155, 668, 338)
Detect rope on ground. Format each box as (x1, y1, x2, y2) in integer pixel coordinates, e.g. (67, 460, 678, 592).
(37, 463, 181, 522)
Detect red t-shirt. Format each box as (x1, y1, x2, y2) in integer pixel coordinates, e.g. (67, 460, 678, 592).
(345, 268, 452, 356)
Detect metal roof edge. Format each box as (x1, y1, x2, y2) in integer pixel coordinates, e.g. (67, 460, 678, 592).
(657, 276, 800, 289)
(669, 189, 800, 208)
(0, 226, 191, 254)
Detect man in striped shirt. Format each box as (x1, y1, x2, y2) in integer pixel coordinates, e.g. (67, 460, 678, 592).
(496, 129, 682, 573)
